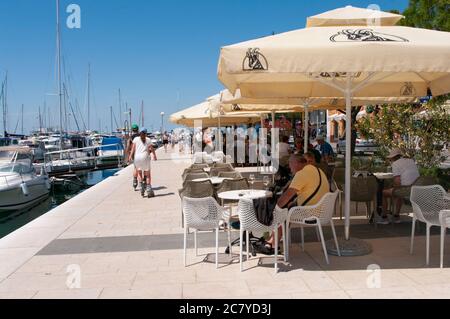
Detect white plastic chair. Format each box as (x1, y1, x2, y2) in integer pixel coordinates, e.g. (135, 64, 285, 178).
(212, 151, 225, 163)
(193, 152, 207, 164)
(410, 185, 450, 266)
(440, 210, 450, 269)
(287, 192, 341, 265)
(237, 199, 288, 274)
(183, 197, 231, 268)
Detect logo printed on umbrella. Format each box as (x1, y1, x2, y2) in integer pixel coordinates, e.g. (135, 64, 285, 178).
(243, 48, 268, 71)
(330, 29, 409, 42)
(400, 82, 416, 96)
(231, 104, 242, 111)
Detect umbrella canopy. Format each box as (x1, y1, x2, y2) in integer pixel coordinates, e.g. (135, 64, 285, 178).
(218, 26, 450, 98)
(217, 8, 450, 249)
(306, 5, 404, 28)
(169, 98, 260, 128)
(220, 89, 417, 113)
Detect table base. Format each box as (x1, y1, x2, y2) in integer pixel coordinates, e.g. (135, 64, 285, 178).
(326, 237, 372, 257)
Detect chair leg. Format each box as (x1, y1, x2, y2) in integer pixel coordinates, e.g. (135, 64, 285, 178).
(216, 228, 219, 269)
(317, 220, 330, 265)
(240, 228, 244, 272)
(366, 202, 370, 220)
(228, 221, 233, 262)
(282, 222, 287, 262)
(184, 227, 188, 267)
(441, 226, 446, 269)
(195, 230, 198, 257)
(274, 227, 279, 274)
(339, 192, 343, 220)
(426, 223, 431, 266)
(355, 202, 359, 216)
(301, 227, 305, 252)
(246, 231, 250, 260)
(315, 227, 320, 242)
(410, 218, 416, 255)
(330, 220, 341, 257)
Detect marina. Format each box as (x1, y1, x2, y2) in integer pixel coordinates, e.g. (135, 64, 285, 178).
(0, 0, 449, 304)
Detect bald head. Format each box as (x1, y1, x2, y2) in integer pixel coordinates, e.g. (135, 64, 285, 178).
(289, 154, 307, 175)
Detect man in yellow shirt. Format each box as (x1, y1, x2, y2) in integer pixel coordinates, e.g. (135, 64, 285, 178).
(263, 154, 329, 253)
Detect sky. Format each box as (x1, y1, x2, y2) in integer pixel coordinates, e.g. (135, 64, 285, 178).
(0, 0, 409, 134)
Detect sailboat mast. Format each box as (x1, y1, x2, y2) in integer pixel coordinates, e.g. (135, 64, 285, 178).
(110, 106, 113, 135)
(21, 104, 24, 135)
(38, 106, 42, 133)
(56, 0, 63, 150)
(118, 89, 122, 128)
(87, 63, 91, 132)
(141, 100, 144, 127)
(2, 72, 8, 136)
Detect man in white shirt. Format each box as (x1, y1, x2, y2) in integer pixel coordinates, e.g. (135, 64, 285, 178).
(379, 148, 420, 224)
(277, 135, 292, 168)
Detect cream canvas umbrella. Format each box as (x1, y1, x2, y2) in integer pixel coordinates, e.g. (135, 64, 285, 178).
(306, 5, 404, 28)
(169, 98, 260, 128)
(217, 7, 450, 255)
(221, 89, 417, 153)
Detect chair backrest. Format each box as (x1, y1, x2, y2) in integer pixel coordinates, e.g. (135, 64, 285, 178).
(210, 167, 235, 177)
(414, 175, 440, 186)
(190, 164, 209, 170)
(183, 172, 210, 183)
(182, 168, 205, 179)
(218, 171, 243, 179)
(238, 198, 287, 232)
(213, 163, 234, 169)
(193, 152, 207, 164)
(350, 175, 378, 202)
(212, 151, 225, 163)
(333, 167, 345, 190)
(216, 178, 249, 194)
(180, 180, 215, 198)
(288, 192, 339, 225)
(183, 197, 221, 228)
(410, 185, 448, 223)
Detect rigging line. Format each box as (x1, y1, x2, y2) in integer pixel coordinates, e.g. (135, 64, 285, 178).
(75, 98, 87, 131)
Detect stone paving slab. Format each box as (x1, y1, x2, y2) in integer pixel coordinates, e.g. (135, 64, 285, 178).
(0, 146, 449, 299)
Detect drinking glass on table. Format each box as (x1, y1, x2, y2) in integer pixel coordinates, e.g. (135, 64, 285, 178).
(249, 174, 255, 190)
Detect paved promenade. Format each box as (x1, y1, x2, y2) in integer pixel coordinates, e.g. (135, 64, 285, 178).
(0, 147, 449, 299)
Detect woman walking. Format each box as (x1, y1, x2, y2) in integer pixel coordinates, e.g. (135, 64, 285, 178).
(129, 128, 158, 198)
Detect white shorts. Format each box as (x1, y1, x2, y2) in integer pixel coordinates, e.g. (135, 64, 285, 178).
(134, 154, 151, 172)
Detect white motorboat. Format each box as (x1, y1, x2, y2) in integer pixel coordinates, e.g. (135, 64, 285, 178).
(0, 146, 51, 212)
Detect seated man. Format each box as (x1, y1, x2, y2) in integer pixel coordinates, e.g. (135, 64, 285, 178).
(378, 148, 420, 225)
(264, 154, 330, 252)
(316, 135, 335, 163)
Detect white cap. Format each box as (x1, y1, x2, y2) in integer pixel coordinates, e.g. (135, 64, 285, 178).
(387, 148, 402, 159)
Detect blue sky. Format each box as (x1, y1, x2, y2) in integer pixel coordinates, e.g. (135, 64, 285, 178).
(0, 0, 409, 134)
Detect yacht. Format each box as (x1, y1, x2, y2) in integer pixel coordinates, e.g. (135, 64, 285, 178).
(0, 146, 51, 212)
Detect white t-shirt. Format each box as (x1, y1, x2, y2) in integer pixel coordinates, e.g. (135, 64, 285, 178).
(392, 158, 420, 186)
(278, 142, 291, 158)
(133, 137, 152, 157)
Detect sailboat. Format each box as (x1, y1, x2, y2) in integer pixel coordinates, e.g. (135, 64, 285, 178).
(0, 146, 51, 212)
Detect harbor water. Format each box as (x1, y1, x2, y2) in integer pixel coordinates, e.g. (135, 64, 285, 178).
(0, 168, 121, 239)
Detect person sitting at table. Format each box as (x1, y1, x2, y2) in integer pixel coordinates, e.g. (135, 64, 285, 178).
(262, 154, 330, 254)
(378, 148, 420, 225)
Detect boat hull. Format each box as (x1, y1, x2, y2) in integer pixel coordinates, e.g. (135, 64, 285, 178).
(0, 177, 51, 212)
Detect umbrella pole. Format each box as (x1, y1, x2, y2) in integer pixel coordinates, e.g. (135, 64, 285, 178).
(271, 111, 276, 182)
(344, 78, 352, 241)
(326, 73, 372, 257)
(304, 105, 309, 154)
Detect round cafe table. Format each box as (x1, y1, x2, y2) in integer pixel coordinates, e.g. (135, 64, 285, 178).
(192, 177, 232, 185)
(218, 189, 272, 201)
(373, 172, 394, 180)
